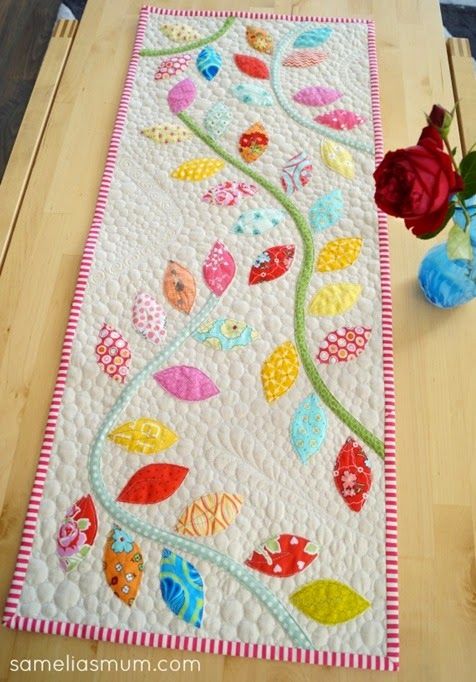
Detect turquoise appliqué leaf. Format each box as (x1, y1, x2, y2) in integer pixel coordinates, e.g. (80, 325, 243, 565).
(290, 393, 327, 463)
(204, 102, 232, 138)
(231, 83, 273, 107)
(293, 27, 332, 48)
(232, 208, 285, 235)
(309, 189, 343, 232)
(159, 549, 204, 628)
(196, 46, 222, 81)
(193, 318, 258, 350)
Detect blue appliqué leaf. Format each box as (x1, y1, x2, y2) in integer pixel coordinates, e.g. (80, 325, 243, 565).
(204, 102, 232, 138)
(159, 548, 204, 627)
(232, 208, 285, 235)
(309, 189, 343, 232)
(193, 318, 258, 350)
(196, 46, 222, 81)
(293, 27, 332, 48)
(231, 83, 273, 107)
(290, 393, 327, 463)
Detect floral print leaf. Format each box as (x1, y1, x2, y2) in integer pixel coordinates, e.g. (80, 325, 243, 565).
(321, 140, 355, 179)
(261, 341, 299, 403)
(316, 326, 371, 364)
(232, 208, 285, 235)
(290, 393, 327, 463)
(281, 152, 313, 194)
(117, 463, 189, 504)
(203, 101, 232, 138)
(231, 83, 273, 107)
(293, 27, 332, 48)
(171, 158, 225, 181)
(132, 292, 167, 345)
(160, 23, 202, 44)
(309, 189, 344, 232)
(334, 437, 372, 511)
(108, 418, 178, 455)
(104, 527, 144, 606)
(154, 365, 220, 402)
(155, 54, 191, 80)
(167, 77, 197, 114)
(203, 240, 236, 296)
(176, 492, 243, 536)
(289, 579, 370, 624)
(202, 181, 257, 206)
(160, 549, 204, 628)
(245, 534, 318, 577)
(249, 245, 295, 285)
(95, 324, 131, 384)
(293, 85, 342, 107)
(193, 318, 259, 350)
(196, 46, 222, 81)
(316, 237, 363, 272)
(315, 109, 365, 131)
(246, 26, 273, 54)
(239, 122, 269, 163)
(282, 49, 327, 68)
(234, 54, 270, 79)
(56, 495, 98, 573)
(308, 283, 362, 316)
(163, 260, 196, 314)
(141, 123, 192, 144)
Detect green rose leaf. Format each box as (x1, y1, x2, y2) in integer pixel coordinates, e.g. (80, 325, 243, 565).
(446, 223, 472, 260)
(459, 151, 476, 200)
(417, 203, 455, 240)
(77, 518, 90, 530)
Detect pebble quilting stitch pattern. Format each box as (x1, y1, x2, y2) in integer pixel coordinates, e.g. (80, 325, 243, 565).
(4, 8, 398, 674)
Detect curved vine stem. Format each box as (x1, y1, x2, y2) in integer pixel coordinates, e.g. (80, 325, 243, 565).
(178, 111, 384, 459)
(88, 293, 313, 649)
(140, 17, 235, 57)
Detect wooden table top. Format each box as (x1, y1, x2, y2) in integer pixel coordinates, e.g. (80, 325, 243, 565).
(0, 1, 475, 680)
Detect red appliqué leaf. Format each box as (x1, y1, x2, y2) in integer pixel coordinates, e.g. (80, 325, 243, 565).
(56, 494, 98, 572)
(234, 54, 270, 79)
(316, 326, 371, 364)
(333, 438, 372, 512)
(249, 245, 295, 285)
(117, 463, 189, 505)
(245, 534, 318, 577)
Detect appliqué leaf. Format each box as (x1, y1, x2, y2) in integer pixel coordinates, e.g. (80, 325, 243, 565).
(203, 102, 232, 138)
(231, 83, 273, 107)
(334, 437, 372, 511)
(262, 341, 299, 403)
(281, 152, 313, 194)
(232, 208, 284, 235)
(245, 534, 318, 577)
(104, 526, 144, 606)
(293, 85, 341, 107)
(176, 492, 243, 536)
(160, 549, 204, 628)
(95, 324, 131, 384)
(203, 240, 236, 296)
(132, 292, 167, 345)
(202, 181, 257, 206)
(315, 109, 365, 131)
(154, 365, 219, 401)
(321, 140, 355, 179)
(293, 27, 332, 48)
(108, 418, 178, 455)
(289, 579, 370, 624)
(117, 463, 189, 504)
(316, 326, 371, 364)
(171, 158, 224, 181)
(282, 49, 327, 68)
(56, 494, 98, 573)
(141, 123, 192, 144)
(160, 23, 202, 44)
(196, 46, 222, 81)
(290, 393, 327, 463)
(249, 245, 295, 285)
(246, 26, 273, 54)
(308, 283, 362, 316)
(316, 237, 362, 271)
(163, 260, 196, 314)
(155, 54, 191, 80)
(309, 189, 344, 232)
(167, 78, 197, 114)
(239, 122, 269, 163)
(234, 54, 269, 79)
(193, 318, 259, 350)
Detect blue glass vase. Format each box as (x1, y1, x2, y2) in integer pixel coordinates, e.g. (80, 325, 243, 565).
(418, 196, 476, 308)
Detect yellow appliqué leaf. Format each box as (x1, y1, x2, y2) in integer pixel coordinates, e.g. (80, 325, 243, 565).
(261, 341, 299, 403)
(160, 23, 202, 44)
(316, 237, 362, 272)
(289, 579, 370, 625)
(108, 418, 178, 454)
(176, 492, 244, 537)
(142, 124, 192, 144)
(308, 283, 362, 316)
(171, 158, 225, 181)
(321, 140, 355, 179)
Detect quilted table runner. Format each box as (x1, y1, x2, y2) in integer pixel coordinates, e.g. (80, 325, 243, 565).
(4, 6, 399, 672)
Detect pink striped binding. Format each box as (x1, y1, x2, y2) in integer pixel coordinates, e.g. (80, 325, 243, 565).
(3, 6, 399, 672)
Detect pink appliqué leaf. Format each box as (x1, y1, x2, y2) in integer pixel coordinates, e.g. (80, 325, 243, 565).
(201, 181, 258, 207)
(132, 292, 167, 345)
(154, 365, 220, 401)
(293, 86, 342, 107)
(203, 241, 236, 296)
(167, 78, 197, 113)
(282, 49, 327, 68)
(314, 109, 365, 130)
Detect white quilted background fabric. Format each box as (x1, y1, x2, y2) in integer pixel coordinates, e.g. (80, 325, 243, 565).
(15, 13, 389, 657)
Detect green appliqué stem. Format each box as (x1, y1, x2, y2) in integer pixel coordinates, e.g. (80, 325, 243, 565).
(178, 111, 385, 460)
(140, 17, 235, 57)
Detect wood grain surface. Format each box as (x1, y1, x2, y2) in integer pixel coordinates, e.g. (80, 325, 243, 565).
(0, 1, 475, 680)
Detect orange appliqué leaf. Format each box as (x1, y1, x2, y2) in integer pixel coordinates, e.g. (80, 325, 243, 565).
(104, 527, 144, 606)
(163, 260, 197, 314)
(176, 492, 243, 537)
(246, 26, 273, 54)
(239, 122, 269, 163)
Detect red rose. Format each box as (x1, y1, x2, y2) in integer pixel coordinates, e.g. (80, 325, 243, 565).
(374, 125, 463, 237)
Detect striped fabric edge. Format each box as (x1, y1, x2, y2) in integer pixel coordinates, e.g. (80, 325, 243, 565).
(3, 5, 399, 673)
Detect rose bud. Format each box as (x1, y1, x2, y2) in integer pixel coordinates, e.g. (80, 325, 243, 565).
(427, 104, 453, 136)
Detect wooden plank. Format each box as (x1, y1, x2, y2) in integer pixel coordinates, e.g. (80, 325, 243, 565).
(447, 37, 476, 154)
(0, 20, 78, 270)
